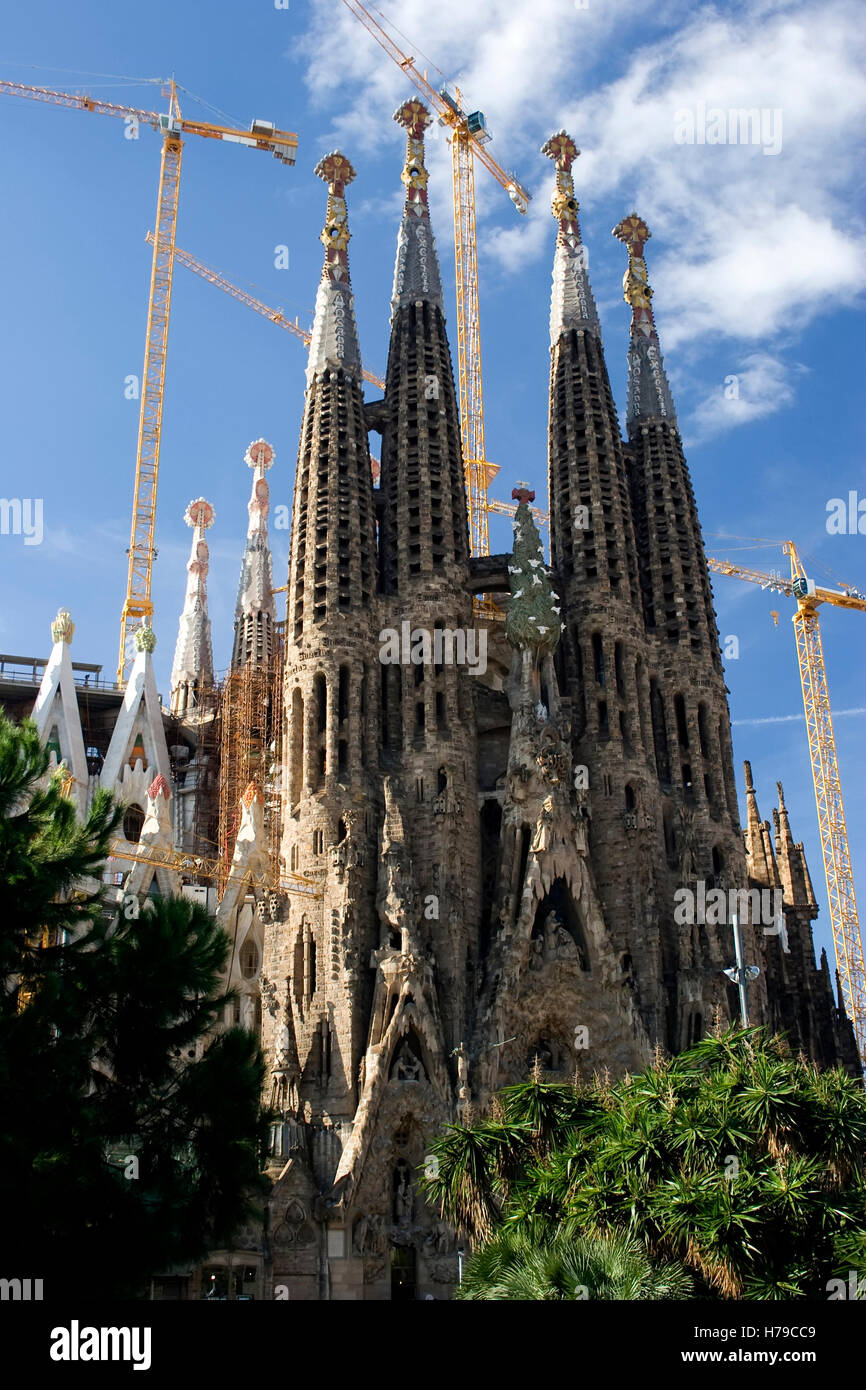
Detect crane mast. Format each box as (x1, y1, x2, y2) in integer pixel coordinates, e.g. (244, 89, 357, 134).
(0, 76, 297, 685)
(706, 541, 866, 1062)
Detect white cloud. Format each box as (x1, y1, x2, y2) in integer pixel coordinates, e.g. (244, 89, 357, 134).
(686, 351, 804, 441)
(298, 0, 866, 356)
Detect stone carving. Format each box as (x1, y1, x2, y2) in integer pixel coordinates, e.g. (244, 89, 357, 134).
(394, 1159, 414, 1225)
(260, 975, 279, 1017)
(530, 796, 555, 854)
(423, 1219, 455, 1256)
(392, 1040, 424, 1082)
(354, 1212, 386, 1256)
(363, 1259, 386, 1284)
(274, 1198, 314, 1247)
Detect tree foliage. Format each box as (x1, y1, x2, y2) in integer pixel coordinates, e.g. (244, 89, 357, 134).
(423, 1029, 866, 1299)
(456, 1226, 693, 1301)
(0, 714, 270, 1297)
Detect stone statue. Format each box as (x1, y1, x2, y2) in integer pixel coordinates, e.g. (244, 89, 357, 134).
(423, 1219, 454, 1256)
(543, 909, 561, 961)
(530, 795, 555, 854)
(393, 1042, 423, 1082)
(394, 1160, 413, 1225)
(529, 935, 544, 971)
(354, 1212, 385, 1255)
(240, 992, 255, 1031)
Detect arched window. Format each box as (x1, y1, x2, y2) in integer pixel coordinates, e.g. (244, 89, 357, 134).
(123, 804, 145, 843)
(239, 940, 259, 980)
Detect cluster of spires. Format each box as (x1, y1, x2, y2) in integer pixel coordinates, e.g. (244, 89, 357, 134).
(162, 108, 679, 709)
(169, 439, 277, 714)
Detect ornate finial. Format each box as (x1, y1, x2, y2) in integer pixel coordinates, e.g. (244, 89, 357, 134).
(135, 623, 157, 654)
(306, 150, 363, 380)
(776, 780, 787, 810)
(743, 759, 755, 792)
(394, 99, 431, 198)
(184, 497, 215, 531)
(542, 131, 581, 222)
(394, 98, 432, 139)
(147, 772, 171, 801)
(315, 150, 356, 194)
(542, 130, 579, 173)
(51, 608, 75, 645)
(512, 485, 536, 504)
(612, 214, 656, 330)
(245, 439, 275, 472)
(612, 213, 675, 424)
(542, 131, 599, 342)
(57, 763, 76, 800)
(241, 780, 265, 807)
(390, 98, 443, 314)
(315, 151, 356, 272)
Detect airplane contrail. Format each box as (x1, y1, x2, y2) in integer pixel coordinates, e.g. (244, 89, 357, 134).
(732, 707, 866, 727)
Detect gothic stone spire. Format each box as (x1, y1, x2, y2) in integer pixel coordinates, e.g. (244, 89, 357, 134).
(542, 131, 601, 344)
(305, 151, 363, 386)
(391, 98, 444, 318)
(612, 214, 676, 425)
(170, 498, 215, 715)
(232, 439, 276, 670)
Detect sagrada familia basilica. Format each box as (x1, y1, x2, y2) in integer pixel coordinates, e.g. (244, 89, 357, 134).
(3, 101, 857, 1299)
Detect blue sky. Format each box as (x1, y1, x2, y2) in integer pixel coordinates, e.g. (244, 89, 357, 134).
(0, 0, 863, 975)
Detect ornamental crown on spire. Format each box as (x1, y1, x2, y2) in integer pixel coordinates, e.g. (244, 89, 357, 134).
(612, 214, 656, 330)
(395, 98, 432, 202)
(316, 151, 356, 279)
(306, 150, 363, 380)
(542, 130, 581, 223)
(542, 129, 599, 342)
(611, 212, 675, 423)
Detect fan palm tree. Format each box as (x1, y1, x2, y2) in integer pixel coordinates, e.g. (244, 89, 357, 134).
(456, 1227, 693, 1300)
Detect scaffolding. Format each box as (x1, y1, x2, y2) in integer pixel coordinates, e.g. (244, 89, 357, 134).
(217, 626, 284, 895)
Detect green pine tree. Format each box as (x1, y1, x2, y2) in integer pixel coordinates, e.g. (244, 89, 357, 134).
(0, 713, 270, 1298)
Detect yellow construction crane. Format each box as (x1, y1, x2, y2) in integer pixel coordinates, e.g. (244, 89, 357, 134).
(339, 0, 531, 558)
(161, 234, 548, 529)
(0, 78, 298, 686)
(107, 840, 321, 900)
(148, 232, 386, 392)
(707, 540, 866, 1060)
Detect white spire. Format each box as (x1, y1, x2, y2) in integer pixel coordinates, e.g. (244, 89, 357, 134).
(101, 623, 172, 795)
(542, 132, 601, 345)
(170, 498, 215, 715)
(232, 439, 276, 669)
(305, 152, 363, 386)
(390, 99, 445, 319)
(31, 608, 89, 817)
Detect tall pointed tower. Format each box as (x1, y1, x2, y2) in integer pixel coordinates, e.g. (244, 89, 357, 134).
(271, 151, 382, 1225)
(542, 134, 673, 1037)
(743, 764, 858, 1067)
(218, 439, 283, 884)
(376, 99, 480, 1051)
(232, 438, 277, 670)
(611, 214, 762, 1046)
(169, 498, 215, 716)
